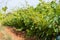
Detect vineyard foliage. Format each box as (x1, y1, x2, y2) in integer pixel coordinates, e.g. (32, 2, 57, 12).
(0, 1, 60, 40)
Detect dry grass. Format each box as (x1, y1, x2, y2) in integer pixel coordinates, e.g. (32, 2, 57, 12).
(0, 24, 12, 40)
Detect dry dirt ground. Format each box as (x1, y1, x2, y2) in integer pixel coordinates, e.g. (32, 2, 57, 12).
(0, 25, 25, 40)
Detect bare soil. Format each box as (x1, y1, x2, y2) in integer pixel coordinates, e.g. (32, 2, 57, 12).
(0, 27, 25, 40)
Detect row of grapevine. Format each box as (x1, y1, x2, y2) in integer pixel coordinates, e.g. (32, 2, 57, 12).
(1, 1, 60, 40)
